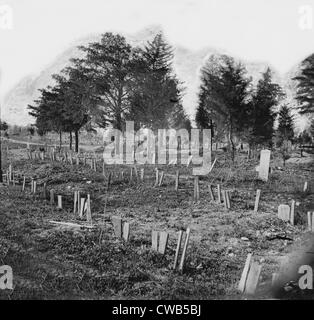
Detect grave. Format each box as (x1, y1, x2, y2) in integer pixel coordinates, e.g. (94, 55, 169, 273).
(258, 149, 271, 182)
(277, 204, 291, 222)
(238, 254, 262, 295)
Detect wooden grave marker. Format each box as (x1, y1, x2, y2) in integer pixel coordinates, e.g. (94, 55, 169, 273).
(238, 254, 262, 296)
(151, 231, 169, 255)
(123, 222, 130, 242)
(254, 189, 261, 212)
(226, 190, 231, 209)
(193, 176, 200, 201)
(217, 184, 221, 203)
(178, 228, 191, 272)
(158, 171, 164, 187)
(50, 189, 55, 205)
(152, 231, 158, 251)
(208, 184, 215, 201)
(175, 170, 179, 191)
(308, 212, 314, 232)
(173, 230, 183, 270)
(57, 195, 62, 209)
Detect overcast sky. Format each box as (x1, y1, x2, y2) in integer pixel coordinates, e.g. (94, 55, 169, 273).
(1, 0, 314, 98)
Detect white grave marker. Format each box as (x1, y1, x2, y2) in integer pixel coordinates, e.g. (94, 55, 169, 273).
(258, 149, 271, 181)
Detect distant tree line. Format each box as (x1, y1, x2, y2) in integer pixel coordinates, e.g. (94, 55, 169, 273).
(195, 53, 314, 160)
(28, 33, 314, 155)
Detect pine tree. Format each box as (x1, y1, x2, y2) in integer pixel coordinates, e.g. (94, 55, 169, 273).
(78, 32, 137, 131)
(276, 105, 295, 144)
(195, 96, 212, 129)
(276, 105, 295, 166)
(249, 68, 283, 148)
(294, 53, 314, 114)
(197, 54, 251, 160)
(310, 119, 314, 140)
(128, 33, 183, 131)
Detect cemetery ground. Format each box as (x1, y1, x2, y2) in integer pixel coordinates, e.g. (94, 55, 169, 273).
(0, 144, 313, 300)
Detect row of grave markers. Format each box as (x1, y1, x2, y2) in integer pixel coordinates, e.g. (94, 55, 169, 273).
(16, 176, 194, 271)
(5, 171, 314, 294)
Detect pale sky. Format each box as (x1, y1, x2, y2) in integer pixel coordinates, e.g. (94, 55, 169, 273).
(1, 0, 314, 98)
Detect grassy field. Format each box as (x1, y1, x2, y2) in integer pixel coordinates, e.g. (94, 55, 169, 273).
(0, 143, 313, 300)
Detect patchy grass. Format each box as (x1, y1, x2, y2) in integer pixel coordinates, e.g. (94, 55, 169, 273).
(0, 148, 313, 300)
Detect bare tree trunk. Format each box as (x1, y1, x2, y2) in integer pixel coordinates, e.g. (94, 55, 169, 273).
(69, 132, 72, 150)
(75, 130, 79, 153)
(59, 131, 62, 150)
(228, 122, 235, 162)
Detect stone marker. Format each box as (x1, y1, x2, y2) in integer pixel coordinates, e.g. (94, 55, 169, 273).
(278, 204, 290, 222)
(258, 149, 271, 181)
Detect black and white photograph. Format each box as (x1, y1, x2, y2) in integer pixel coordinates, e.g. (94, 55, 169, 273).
(0, 0, 313, 309)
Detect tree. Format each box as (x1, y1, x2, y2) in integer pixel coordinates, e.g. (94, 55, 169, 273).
(0, 121, 8, 131)
(296, 130, 312, 145)
(197, 54, 252, 160)
(276, 105, 295, 144)
(78, 32, 138, 131)
(29, 85, 67, 148)
(294, 53, 314, 114)
(276, 105, 295, 166)
(310, 118, 314, 141)
(128, 33, 184, 131)
(249, 68, 283, 149)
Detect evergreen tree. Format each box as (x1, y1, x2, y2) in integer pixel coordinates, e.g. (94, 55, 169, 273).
(249, 68, 283, 148)
(128, 33, 183, 130)
(78, 32, 138, 131)
(296, 130, 312, 145)
(294, 53, 314, 114)
(310, 119, 314, 140)
(0, 121, 8, 131)
(276, 105, 295, 145)
(197, 54, 251, 160)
